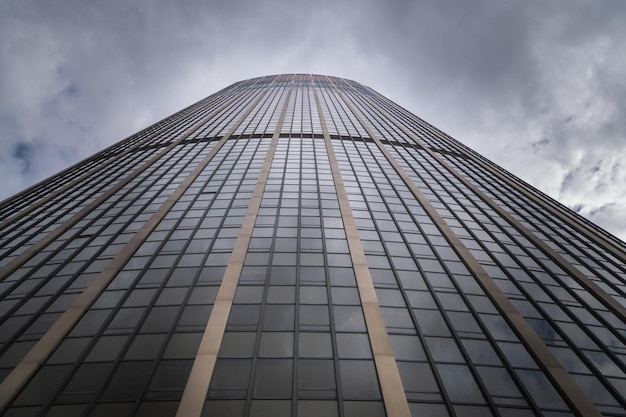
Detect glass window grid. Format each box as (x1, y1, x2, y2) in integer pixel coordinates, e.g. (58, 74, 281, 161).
(383, 142, 626, 411)
(0, 140, 220, 380)
(189, 78, 272, 140)
(0, 146, 168, 263)
(210, 82, 277, 139)
(364, 87, 626, 293)
(331, 135, 570, 415)
(240, 84, 288, 136)
(321, 89, 357, 137)
(364, 98, 626, 308)
(414, 143, 624, 302)
(392, 144, 626, 333)
(321, 87, 369, 138)
(432, 119, 625, 250)
(4, 137, 269, 415)
(335, 85, 412, 147)
(206, 133, 381, 417)
(442, 156, 626, 329)
(235, 86, 280, 136)
(326, 81, 588, 412)
(441, 151, 626, 299)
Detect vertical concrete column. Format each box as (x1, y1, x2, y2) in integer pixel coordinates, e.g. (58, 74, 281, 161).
(312, 78, 412, 417)
(175, 86, 293, 417)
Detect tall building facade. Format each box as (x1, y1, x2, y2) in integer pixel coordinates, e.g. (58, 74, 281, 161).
(0, 74, 625, 417)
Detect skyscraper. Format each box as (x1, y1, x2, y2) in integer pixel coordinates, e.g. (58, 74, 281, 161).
(0, 73, 625, 417)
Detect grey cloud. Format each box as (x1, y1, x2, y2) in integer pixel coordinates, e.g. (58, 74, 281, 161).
(1, 0, 626, 239)
(12, 142, 34, 173)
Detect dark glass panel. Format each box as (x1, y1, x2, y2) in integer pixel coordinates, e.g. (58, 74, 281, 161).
(297, 400, 339, 417)
(299, 286, 328, 304)
(333, 306, 366, 332)
(476, 366, 522, 398)
(101, 362, 153, 401)
(397, 361, 440, 399)
(299, 305, 330, 330)
(141, 306, 179, 332)
(90, 402, 134, 417)
(249, 400, 291, 417)
(219, 332, 256, 358)
(12, 365, 71, 405)
(462, 339, 502, 366)
(109, 307, 145, 331)
(69, 310, 110, 336)
(45, 404, 88, 417)
(413, 309, 450, 336)
(267, 286, 296, 304)
(47, 338, 90, 364)
(330, 287, 360, 305)
(259, 332, 293, 357)
(146, 360, 193, 399)
(516, 370, 569, 409)
(262, 305, 294, 331)
(336, 333, 372, 359)
(298, 333, 333, 358)
(425, 337, 464, 362)
(339, 360, 381, 400)
(209, 359, 252, 397)
(135, 401, 179, 417)
(298, 359, 336, 397)
(61, 363, 113, 402)
(343, 401, 386, 417)
(234, 286, 264, 304)
(497, 342, 538, 369)
(86, 335, 128, 362)
(253, 359, 293, 398)
(269, 266, 296, 285)
(125, 334, 167, 360)
(408, 402, 450, 417)
(436, 364, 485, 404)
(201, 400, 245, 417)
(163, 333, 203, 359)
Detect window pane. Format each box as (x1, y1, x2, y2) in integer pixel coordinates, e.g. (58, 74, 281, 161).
(336, 333, 372, 359)
(388, 335, 426, 361)
(262, 305, 294, 331)
(14, 366, 72, 405)
(209, 359, 252, 396)
(333, 306, 366, 332)
(259, 332, 293, 357)
(297, 400, 339, 417)
(339, 360, 381, 400)
(219, 332, 257, 358)
(436, 364, 484, 404)
(86, 335, 128, 362)
(298, 359, 336, 397)
(163, 333, 203, 359)
(299, 333, 333, 358)
(253, 359, 293, 398)
(101, 362, 153, 401)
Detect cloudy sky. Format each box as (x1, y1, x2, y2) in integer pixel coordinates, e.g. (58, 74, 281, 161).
(1, 0, 625, 241)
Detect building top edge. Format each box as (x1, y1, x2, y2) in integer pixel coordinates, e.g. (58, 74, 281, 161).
(231, 74, 366, 87)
